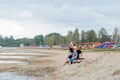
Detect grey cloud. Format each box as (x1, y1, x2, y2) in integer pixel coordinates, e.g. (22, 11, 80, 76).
(0, 0, 120, 29)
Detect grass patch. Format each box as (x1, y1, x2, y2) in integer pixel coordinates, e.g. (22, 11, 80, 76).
(91, 48, 120, 52)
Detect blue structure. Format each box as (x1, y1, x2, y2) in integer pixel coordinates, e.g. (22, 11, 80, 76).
(96, 42, 115, 48)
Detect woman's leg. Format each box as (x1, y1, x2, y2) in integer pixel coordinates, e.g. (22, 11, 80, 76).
(80, 53, 83, 58)
(63, 58, 69, 66)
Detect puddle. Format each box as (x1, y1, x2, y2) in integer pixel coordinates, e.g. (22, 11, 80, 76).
(0, 60, 27, 64)
(0, 56, 31, 59)
(0, 53, 48, 64)
(0, 72, 36, 80)
(0, 53, 48, 56)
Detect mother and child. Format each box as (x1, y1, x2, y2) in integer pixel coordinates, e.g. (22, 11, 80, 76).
(63, 41, 83, 66)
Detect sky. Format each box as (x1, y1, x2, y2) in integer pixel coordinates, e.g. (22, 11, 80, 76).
(0, 0, 120, 39)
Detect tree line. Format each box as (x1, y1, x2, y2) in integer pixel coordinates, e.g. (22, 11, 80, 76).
(0, 27, 119, 47)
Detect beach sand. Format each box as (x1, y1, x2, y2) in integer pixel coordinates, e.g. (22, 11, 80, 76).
(0, 48, 120, 80)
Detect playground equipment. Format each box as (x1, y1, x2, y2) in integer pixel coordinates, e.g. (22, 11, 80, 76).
(95, 42, 115, 48)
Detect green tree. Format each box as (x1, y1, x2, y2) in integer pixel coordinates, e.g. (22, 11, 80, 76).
(0, 35, 4, 46)
(66, 31, 73, 45)
(112, 27, 119, 42)
(9, 36, 16, 47)
(45, 33, 62, 46)
(86, 30, 97, 42)
(34, 35, 44, 46)
(72, 28, 80, 43)
(16, 38, 30, 47)
(4, 36, 16, 47)
(81, 30, 87, 43)
(60, 36, 67, 46)
(28, 39, 34, 46)
(45, 36, 54, 46)
(98, 28, 111, 42)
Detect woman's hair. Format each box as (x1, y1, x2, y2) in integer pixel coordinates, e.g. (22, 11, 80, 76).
(71, 41, 76, 46)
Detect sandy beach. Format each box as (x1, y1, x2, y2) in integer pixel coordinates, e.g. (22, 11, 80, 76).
(0, 48, 120, 80)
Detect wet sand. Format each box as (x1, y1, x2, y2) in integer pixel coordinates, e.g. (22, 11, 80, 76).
(0, 48, 120, 80)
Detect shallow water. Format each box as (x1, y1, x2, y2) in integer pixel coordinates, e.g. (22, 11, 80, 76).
(0, 72, 36, 80)
(0, 56, 31, 59)
(0, 60, 27, 64)
(0, 52, 48, 64)
(0, 53, 48, 56)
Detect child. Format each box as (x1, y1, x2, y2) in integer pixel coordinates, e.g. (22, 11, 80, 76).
(70, 46, 78, 63)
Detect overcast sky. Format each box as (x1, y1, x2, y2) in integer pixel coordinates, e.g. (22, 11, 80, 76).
(0, 0, 120, 39)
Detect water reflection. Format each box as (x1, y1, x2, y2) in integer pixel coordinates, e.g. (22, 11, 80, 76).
(0, 72, 36, 80)
(0, 60, 27, 64)
(0, 56, 31, 59)
(0, 53, 48, 56)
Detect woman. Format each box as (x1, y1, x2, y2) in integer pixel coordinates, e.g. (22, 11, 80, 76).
(68, 41, 83, 59)
(63, 45, 78, 66)
(63, 41, 84, 66)
(68, 41, 76, 58)
(75, 42, 83, 59)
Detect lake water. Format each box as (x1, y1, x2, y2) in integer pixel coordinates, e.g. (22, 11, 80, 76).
(0, 72, 36, 80)
(0, 51, 47, 80)
(0, 56, 31, 59)
(0, 52, 48, 64)
(0, 53, 48, 56)
(0, 60, 27, 64)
